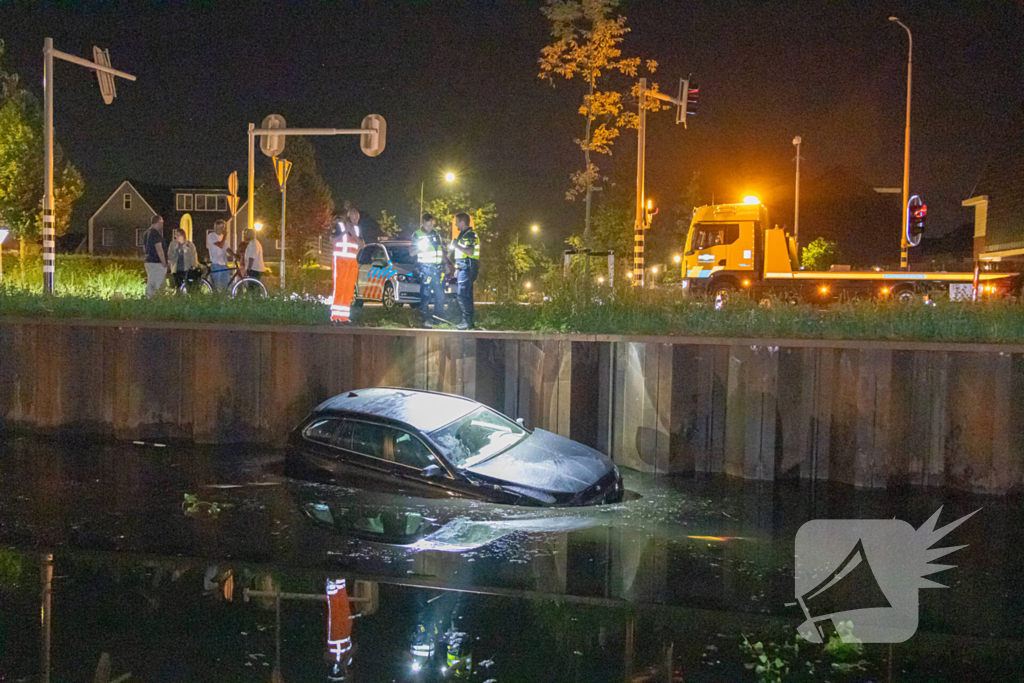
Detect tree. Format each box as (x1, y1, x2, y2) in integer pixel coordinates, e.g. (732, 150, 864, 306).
(539, 0, 658, 238)
(490, 234, 536, 301)
(254, 136, 334, 260)
(421, 191, 497, 244)
(801, 237, 839, 272)
(0, 40, 85, 283)
(378, 210, 401, 239)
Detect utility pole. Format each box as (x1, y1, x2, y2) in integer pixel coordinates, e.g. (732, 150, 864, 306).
(634, 78, 647, 287)
(273, 156, 293, 289)
(793, 135, 802, 252)
(41, 38, 136, 294)
(890, 17, 913, 270)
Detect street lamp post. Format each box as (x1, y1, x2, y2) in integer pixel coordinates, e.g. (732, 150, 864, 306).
(890, 16, 912, 271)
(792, 135, 802, 253)
(419, 173, 455, 227)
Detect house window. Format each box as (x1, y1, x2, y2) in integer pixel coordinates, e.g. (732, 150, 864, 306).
(102, 228, 115, 247)
(217, 195, 227, 212)
(193, 194, 227, 212)
(136, 229, 146, 247)
(195, 195, 207, 211)
(175, 193, 193, 211)
(123, 193, 131, 210)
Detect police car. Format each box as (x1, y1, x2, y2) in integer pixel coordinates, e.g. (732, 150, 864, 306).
(352, 241, 423, 310)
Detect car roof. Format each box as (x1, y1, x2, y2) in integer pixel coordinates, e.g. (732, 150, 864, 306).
(313, 387, 479, 433)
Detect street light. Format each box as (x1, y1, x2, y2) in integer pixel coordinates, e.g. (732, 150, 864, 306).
(531, 224, 539, 233)
(254, 221, 264, 231)
(420, 172, 456, 227)
(793, 135, 802, 252)
(673, 254, 681, 263)
(524, 281, 532, 289)
(890, 16, 912, 270)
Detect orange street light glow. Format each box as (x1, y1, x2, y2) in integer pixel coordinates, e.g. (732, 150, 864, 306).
(444, 172, 455, 182)
(524, 281, 532, 289)
(254, 221, 264, 231)
(531, 224, 539, 232)
(626, 272, 633, 279)
(646, 199, 653, 210)
(597, 276, 605, 283)
(743, 195, 760, 205)
(652, 266, 658, 274)
(673, 254, 681, 263)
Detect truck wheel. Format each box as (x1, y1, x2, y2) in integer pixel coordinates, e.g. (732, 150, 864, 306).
(893, 286, 918, 304)
(711, 283, 735, 309)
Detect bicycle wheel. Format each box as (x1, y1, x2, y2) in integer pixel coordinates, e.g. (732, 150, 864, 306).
(180, 278, 213, 295)
(231, 277, 268, 298)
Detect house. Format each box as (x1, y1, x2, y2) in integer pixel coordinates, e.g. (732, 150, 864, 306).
(87, 180, 281, 262)
(962, 111, 1024, 263)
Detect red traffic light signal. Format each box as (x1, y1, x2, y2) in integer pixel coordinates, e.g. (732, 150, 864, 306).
(686, 82, 700, 116)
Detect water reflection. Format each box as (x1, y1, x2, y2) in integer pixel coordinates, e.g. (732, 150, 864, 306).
(1, 436, 1023, 680)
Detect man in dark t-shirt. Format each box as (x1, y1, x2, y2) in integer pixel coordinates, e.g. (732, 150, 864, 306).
(144, 215, 168, 297)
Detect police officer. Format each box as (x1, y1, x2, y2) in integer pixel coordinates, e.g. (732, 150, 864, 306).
(449, 212, 479, 330)
(413, 213, 445, 328)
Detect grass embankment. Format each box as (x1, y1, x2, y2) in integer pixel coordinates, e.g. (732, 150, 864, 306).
(3, 253, 1024, 342)
(4, 283, 1024, 343)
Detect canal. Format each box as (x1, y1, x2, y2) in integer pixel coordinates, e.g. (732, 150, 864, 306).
(0, 435, 1021, 681)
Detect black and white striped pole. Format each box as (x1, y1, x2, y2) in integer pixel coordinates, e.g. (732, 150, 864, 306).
(41, 38, 136, 293)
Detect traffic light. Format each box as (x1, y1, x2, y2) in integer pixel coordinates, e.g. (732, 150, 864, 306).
(906, 194, 926, 246)
(676, 78, 700, 127)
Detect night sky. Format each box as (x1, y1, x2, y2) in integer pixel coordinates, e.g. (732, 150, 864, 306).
(1, 0, 1020, 246)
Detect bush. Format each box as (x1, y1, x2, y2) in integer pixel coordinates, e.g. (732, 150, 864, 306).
(801, 238, 839, 272)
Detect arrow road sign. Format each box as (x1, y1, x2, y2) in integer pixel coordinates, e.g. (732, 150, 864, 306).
(260, 114, 287, 157)
(273, 156, 293, 190)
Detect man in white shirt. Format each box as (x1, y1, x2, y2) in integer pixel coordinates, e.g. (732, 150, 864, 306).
(206, 220, 232, 291)
(243, 228, 266, 281)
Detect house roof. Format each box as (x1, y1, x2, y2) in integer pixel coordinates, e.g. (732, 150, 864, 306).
(88, 180, 161, 223)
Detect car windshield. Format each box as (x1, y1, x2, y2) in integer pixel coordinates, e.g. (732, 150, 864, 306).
(385, 245, 418, 265)
(428, 407, 528, 469)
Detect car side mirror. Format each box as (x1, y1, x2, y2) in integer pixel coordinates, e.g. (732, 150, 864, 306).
(684, 250, 694, 256)
(422, 464, 443, 479)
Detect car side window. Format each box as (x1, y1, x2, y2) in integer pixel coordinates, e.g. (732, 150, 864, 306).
(390, 429, 435, 470)
(350, 421, 387, 460)
(356, 247, 375, 266)
(304, 418, 340, 444)
(335, 420, 354, 450)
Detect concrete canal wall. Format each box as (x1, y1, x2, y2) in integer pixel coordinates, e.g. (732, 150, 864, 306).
(1, 318, 1022, 493)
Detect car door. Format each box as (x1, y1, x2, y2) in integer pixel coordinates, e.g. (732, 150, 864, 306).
(355, 246, 376, 299)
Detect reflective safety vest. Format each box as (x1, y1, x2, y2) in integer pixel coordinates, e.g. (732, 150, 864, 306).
(326, 578, 353, 664)
(413, 228, 442, 266)
(453, 229, 480, 261)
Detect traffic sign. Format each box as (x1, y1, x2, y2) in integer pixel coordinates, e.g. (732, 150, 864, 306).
(180, 213, 193, 241)
(228, 171, 238, 197)
(273, 156, 293, 190)
(260, 114, 287, 157)
(92, 46, 116, 104)
(227, 195, 239, 216)
(360, 114, 386, 157)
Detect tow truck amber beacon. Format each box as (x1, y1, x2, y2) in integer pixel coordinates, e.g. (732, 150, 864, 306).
(679, 196, 1021, 304)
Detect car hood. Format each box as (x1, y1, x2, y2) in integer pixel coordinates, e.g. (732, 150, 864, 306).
(464, 429, 613, 494)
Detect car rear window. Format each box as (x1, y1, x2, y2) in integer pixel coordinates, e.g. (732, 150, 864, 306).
(351, 421, 386, 459)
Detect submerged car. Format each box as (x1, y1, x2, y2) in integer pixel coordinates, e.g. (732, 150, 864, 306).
(286, 388, 623, 506)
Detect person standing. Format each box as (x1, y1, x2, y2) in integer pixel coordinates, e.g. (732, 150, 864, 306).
(449, 212, 479, 330)
(143, 215, 168, 298)
(206, 219, 232, 291)
(243, 228, 266, 281)
(167, 228, 198, 291)
(413, 213, 445, 328)
(330, 210, 362, 323)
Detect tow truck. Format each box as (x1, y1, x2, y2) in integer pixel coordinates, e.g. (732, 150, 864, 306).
(679, 199, 1020, 303)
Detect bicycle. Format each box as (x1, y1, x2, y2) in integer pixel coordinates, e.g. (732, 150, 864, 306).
(179, 262, 267, 298)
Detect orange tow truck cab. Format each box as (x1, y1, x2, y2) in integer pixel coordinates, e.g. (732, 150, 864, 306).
(680, 201, 1020, 302)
